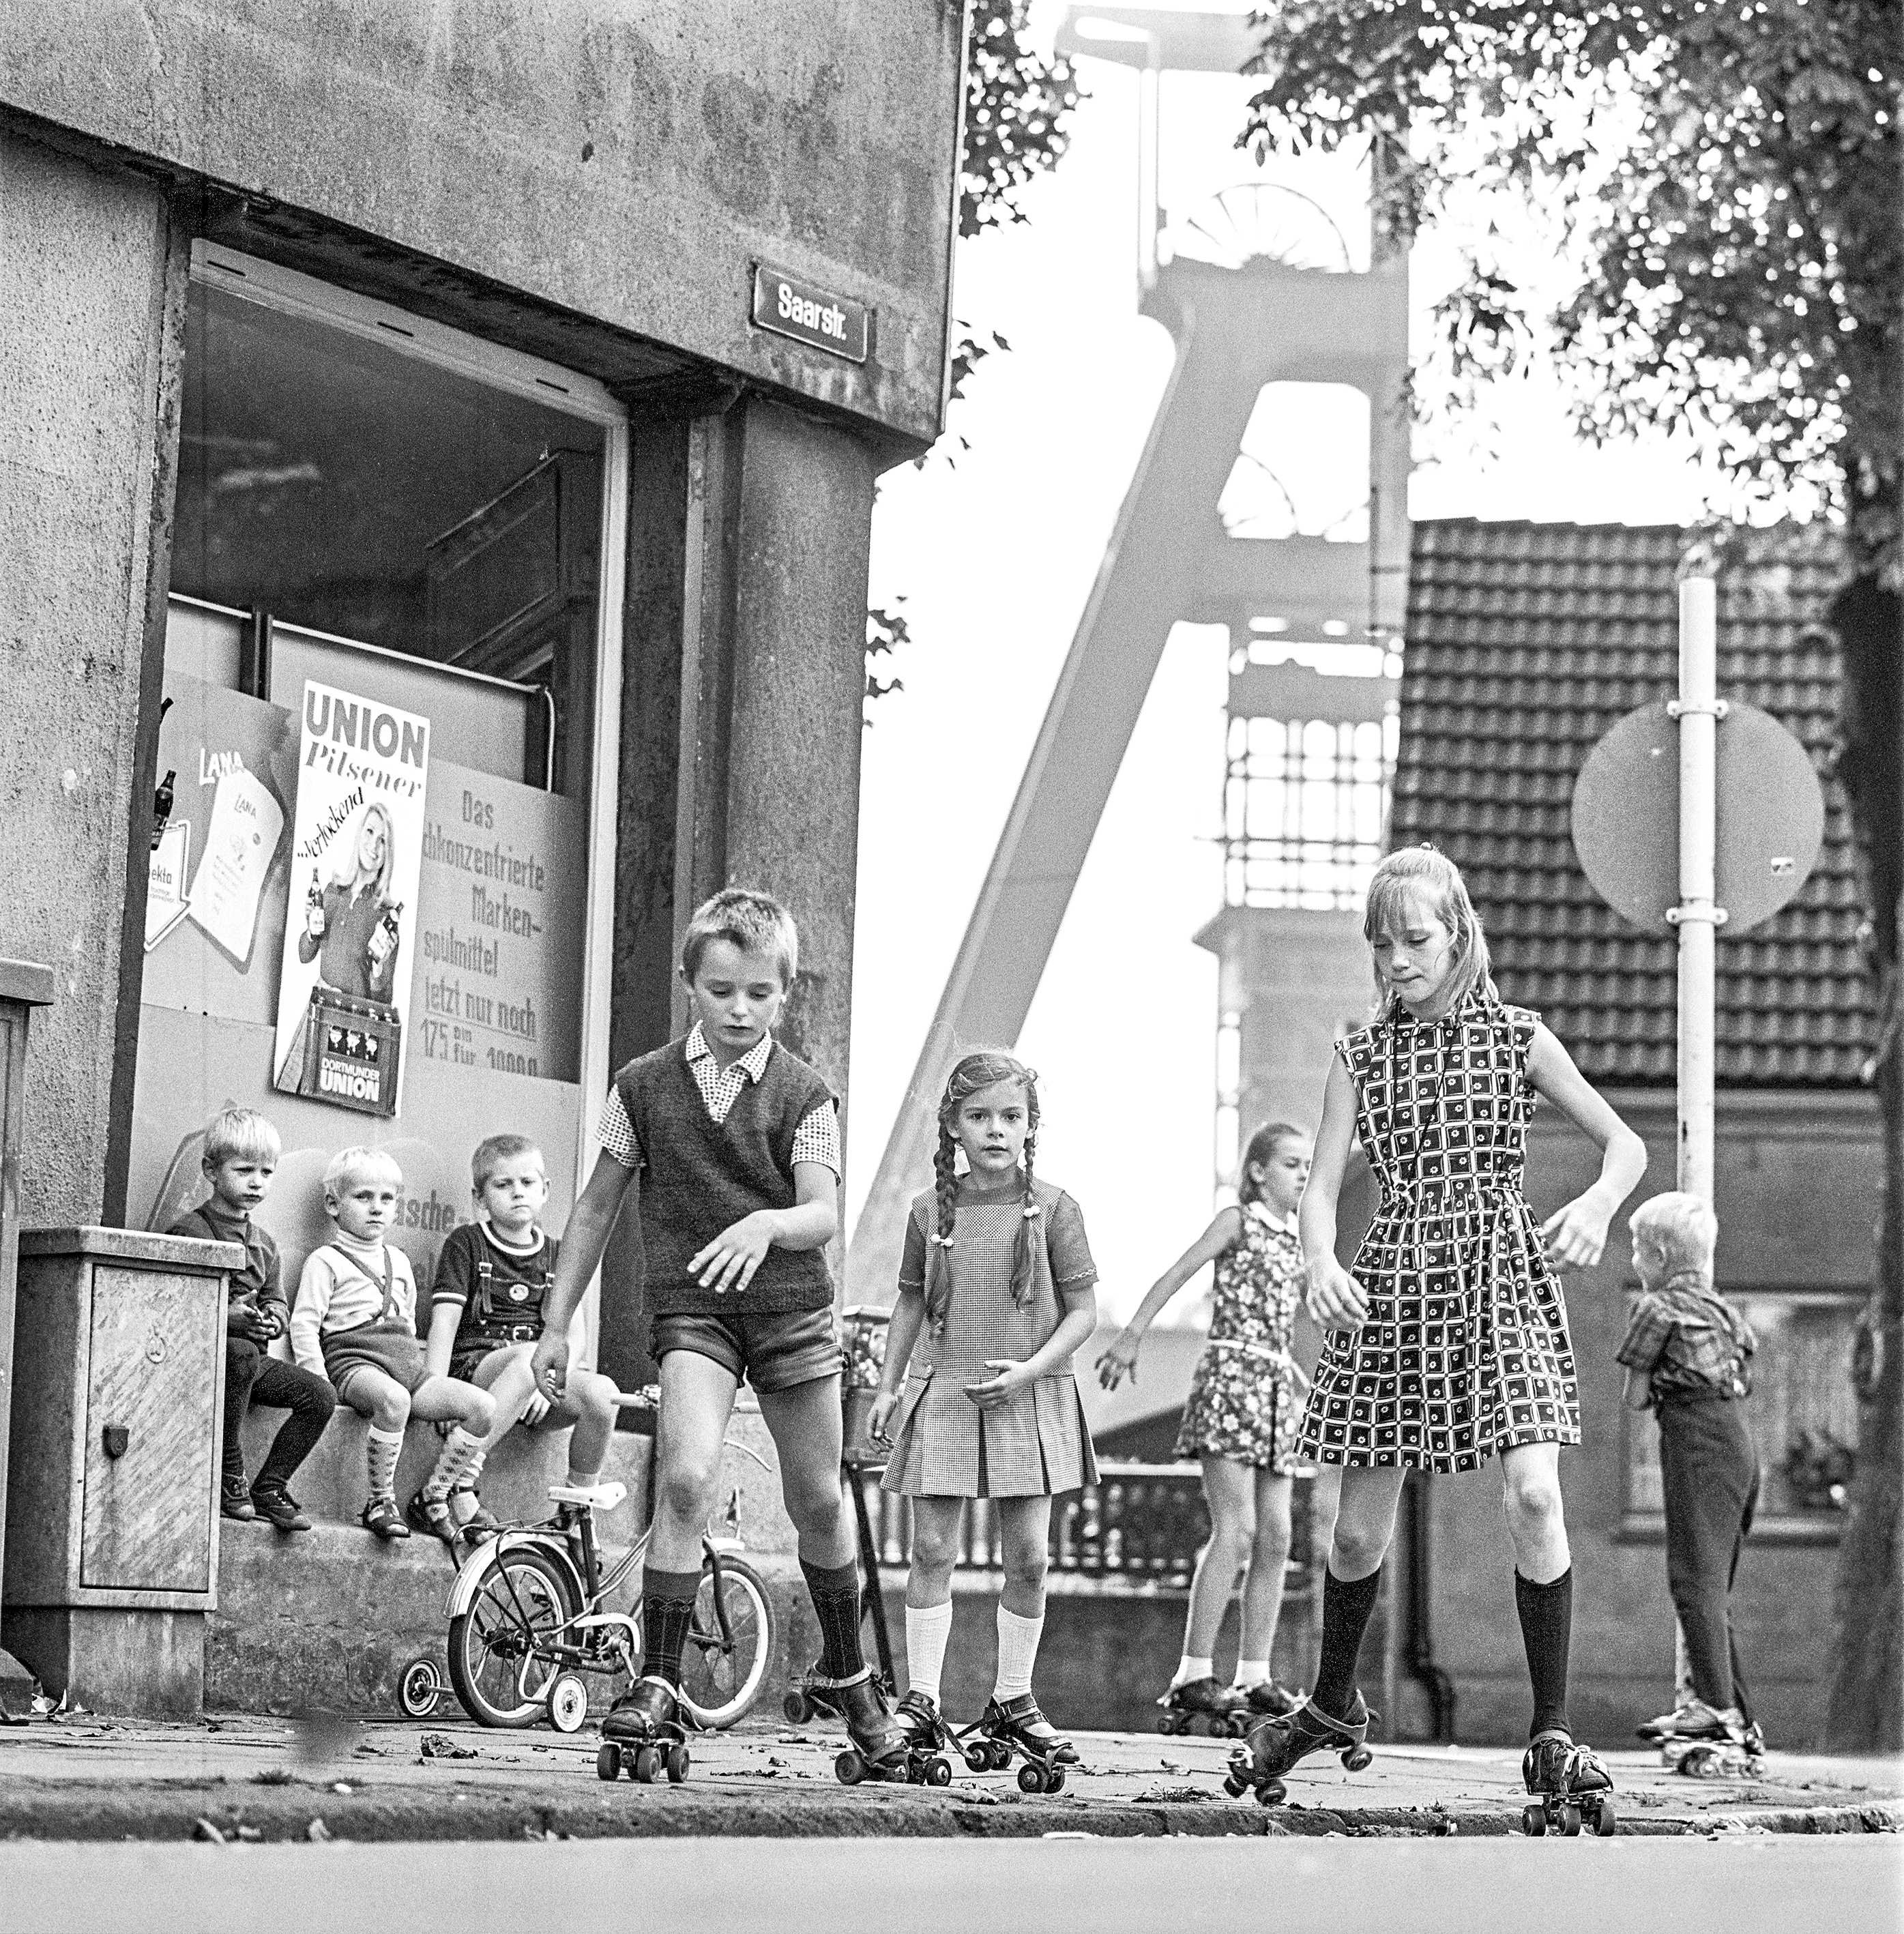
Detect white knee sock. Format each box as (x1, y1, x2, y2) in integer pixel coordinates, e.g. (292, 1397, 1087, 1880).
(366, 1426, 404, 1502)
(905, 1601, 954, 1707)
(423, 1426, 486, 1502)
(1173, 1653, 1214, 1688)
(993, 1605, 1044, 1703)
(565, 1463, 601, 1489)
(1235, 1658, 1270, 1689)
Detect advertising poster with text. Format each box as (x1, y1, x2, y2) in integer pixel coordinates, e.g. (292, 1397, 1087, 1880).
(273, 679, 430, 1117)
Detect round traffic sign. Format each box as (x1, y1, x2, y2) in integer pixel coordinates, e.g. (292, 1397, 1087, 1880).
(1570, 700, 1825, 935)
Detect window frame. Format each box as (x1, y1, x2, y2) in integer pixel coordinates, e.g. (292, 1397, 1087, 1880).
(179, 243, 629, 1285)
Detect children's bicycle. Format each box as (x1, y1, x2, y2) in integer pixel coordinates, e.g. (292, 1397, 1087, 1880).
(433, 1461, 775, 1733)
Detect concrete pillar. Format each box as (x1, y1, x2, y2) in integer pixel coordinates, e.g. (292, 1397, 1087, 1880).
(0, 127, 188, 1226)
(598, 394, 879, 1391)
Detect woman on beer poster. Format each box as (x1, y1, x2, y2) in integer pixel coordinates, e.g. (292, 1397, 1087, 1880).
(299, 802, 402, 1002)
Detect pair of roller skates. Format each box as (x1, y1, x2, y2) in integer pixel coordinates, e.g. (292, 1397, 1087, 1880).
(1638, 1700, 1765, 1780)
(783, 1665, 912, 1785)
(954, 1693, 1078, 1794)
(1520, 1729, 1616, 1836)
(596, 1675, 692, 1786)
(1157, 1675, 1302, 1738)
(1223, 1690, 1375, 1805)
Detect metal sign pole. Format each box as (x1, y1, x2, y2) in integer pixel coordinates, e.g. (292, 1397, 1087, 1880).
(1671, 576, 1723, 1200)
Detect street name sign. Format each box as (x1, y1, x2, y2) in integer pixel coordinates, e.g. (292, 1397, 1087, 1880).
(751, 264, 870, 364)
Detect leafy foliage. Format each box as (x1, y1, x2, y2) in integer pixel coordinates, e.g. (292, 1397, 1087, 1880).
(962, 0, 1083, 240)
(1240, 1, 1902, 570)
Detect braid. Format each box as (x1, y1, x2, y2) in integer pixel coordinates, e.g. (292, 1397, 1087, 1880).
(924, 1121, 959, 1335)
(1010, 1087, 1042, 1313)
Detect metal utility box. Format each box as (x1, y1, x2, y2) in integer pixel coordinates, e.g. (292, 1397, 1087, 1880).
(3, 1227, 242, 1716)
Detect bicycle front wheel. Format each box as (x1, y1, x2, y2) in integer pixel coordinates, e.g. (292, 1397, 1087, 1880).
(677, 1552, 775, 1730)
(448, 1541, 581, 1728)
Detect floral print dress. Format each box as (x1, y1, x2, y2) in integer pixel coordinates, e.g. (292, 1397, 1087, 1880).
(1173, 1202, 1306, 1473)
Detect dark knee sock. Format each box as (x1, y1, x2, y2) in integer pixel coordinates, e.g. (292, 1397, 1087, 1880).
(641, 1568, 703, 1687)
(1514, 1568, 1573, 1739)
(802, 1557, 866, 1680)
(1313, 1566, 1383, 1718)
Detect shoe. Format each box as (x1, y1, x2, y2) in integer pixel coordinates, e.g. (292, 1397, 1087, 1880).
(1242, 1678, 1304, 1718)
(603, 1675, 682, 1743)
(894, 1688, 948, 1748)
(250, 1484, 312, 1532)
(220, 1476, 257, 1521)
(405, 1489, 466, 1551)
(1635, 1697, 1739, 1744)
(833, 1668, 910, 1777)
(452, 1485, 501, 1540)
(1158, 1674, 1247, 1735)
(360, 1495, 409, 1540)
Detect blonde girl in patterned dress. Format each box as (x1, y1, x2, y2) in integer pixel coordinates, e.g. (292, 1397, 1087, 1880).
(868, 1052, 1100, 1790)
(1098, 1123, 1314, 1734)
(1231, 847, 1646, 1828)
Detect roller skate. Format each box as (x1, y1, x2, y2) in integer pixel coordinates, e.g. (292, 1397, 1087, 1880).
(1223, 1691, 1374, 1806)
(781, 1660, 886, 1725)
(1647, 1701, 1763, 1780)
(1520, 1728, 1615, 1836)
(892, 1688, 958, 1787)
(1240, 1678, 1304, 1722)
(1157, 1675, 1250, 1739)
(825, 1667, 911, 1785)
(956, 1693, 1079, 1795)
(596, 1675, 692, 1786)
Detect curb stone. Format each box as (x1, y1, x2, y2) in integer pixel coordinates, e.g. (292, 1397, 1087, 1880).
(1, 1783, 1898, 1845)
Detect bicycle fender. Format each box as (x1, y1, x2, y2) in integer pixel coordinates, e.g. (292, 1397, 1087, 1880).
(443, 1531, 586, 1621)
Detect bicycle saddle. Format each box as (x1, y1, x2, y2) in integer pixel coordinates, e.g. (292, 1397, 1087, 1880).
(547, 1480, 628, 1510)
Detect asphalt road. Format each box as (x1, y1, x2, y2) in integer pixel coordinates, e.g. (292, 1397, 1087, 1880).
(5, 1834, 1899, 1934)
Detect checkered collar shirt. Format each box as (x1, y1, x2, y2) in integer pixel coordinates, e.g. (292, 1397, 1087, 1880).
(684, 1020, 775, 1119)
(1615, 1272, 1757, 1407)
(597, 1024, 840, 1176)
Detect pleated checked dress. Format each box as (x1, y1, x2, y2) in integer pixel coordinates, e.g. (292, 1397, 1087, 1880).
(1298, 993, 1581, 1472)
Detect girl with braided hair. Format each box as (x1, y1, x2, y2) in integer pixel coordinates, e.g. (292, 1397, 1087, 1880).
(868, 1051, 1100, 1790)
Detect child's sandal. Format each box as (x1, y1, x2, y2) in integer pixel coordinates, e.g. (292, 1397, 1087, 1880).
(452, 1485, 501, 1538)
(360, 1496, 409, 1540)
(405, 1489, 464, 1549)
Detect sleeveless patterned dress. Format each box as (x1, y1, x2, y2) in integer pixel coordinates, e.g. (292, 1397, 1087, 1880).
(1173, 1202, 1305, 1472)
(1298, 994, 1581, 1472)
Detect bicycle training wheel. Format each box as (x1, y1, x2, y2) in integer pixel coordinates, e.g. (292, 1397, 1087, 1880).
(448, 1542, 581, 1728)
(677, 1552, 775, 1729)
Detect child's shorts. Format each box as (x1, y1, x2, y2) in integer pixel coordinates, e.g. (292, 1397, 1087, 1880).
(323, 1323, 431, 1407)
(649, 1306, 841, 1394)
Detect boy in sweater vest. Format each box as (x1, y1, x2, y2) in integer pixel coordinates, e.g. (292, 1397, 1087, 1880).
(533, 888, 907, 1778)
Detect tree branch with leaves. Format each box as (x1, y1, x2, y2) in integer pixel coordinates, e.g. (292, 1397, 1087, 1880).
(1242, 0, 1902, 1748)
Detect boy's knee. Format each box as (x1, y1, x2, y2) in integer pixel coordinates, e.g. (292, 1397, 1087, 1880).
(227, 1338, 261, 1376)
(464, 1388, 497, 1435)
(782, 1471, 845, 1536)
(578, 1373, 618, 1424)
(369, 1388, 410, 1430)
(656, 1456, 718, 1526)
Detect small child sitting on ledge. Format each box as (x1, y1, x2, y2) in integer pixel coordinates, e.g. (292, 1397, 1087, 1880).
(289, 1146, 495, 1545)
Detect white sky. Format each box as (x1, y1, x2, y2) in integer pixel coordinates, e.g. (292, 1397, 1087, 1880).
(847, 3, 1727, 1325)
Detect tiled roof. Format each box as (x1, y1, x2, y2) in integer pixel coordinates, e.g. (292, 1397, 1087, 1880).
(1395, 518, 1873, 1088)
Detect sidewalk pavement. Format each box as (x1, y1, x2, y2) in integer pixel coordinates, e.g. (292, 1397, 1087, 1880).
(0, 1708, 1896, 1843)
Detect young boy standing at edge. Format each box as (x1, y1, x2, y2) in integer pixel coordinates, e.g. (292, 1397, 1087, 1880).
(172, 1107, 335, 1531)
(424, 1134, 621, 1536)
(1617, 1192, 1762, 1754)
(532, 888, 908, 1777)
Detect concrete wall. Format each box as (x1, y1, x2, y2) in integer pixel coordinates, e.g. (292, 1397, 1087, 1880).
(0, 132, 185, 1225)
(1197, 904, 1373, 1143)
(1424, 1090, 1880, 1751)
(0, 0, 961, 445)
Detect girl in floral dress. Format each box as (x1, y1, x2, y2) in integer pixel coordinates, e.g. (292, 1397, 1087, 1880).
(1099, 1123, 1314, 1733)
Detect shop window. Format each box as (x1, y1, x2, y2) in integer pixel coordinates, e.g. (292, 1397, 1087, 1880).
(1620, 1288, 1864, 1544)
(133, 248, 625, 1300)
